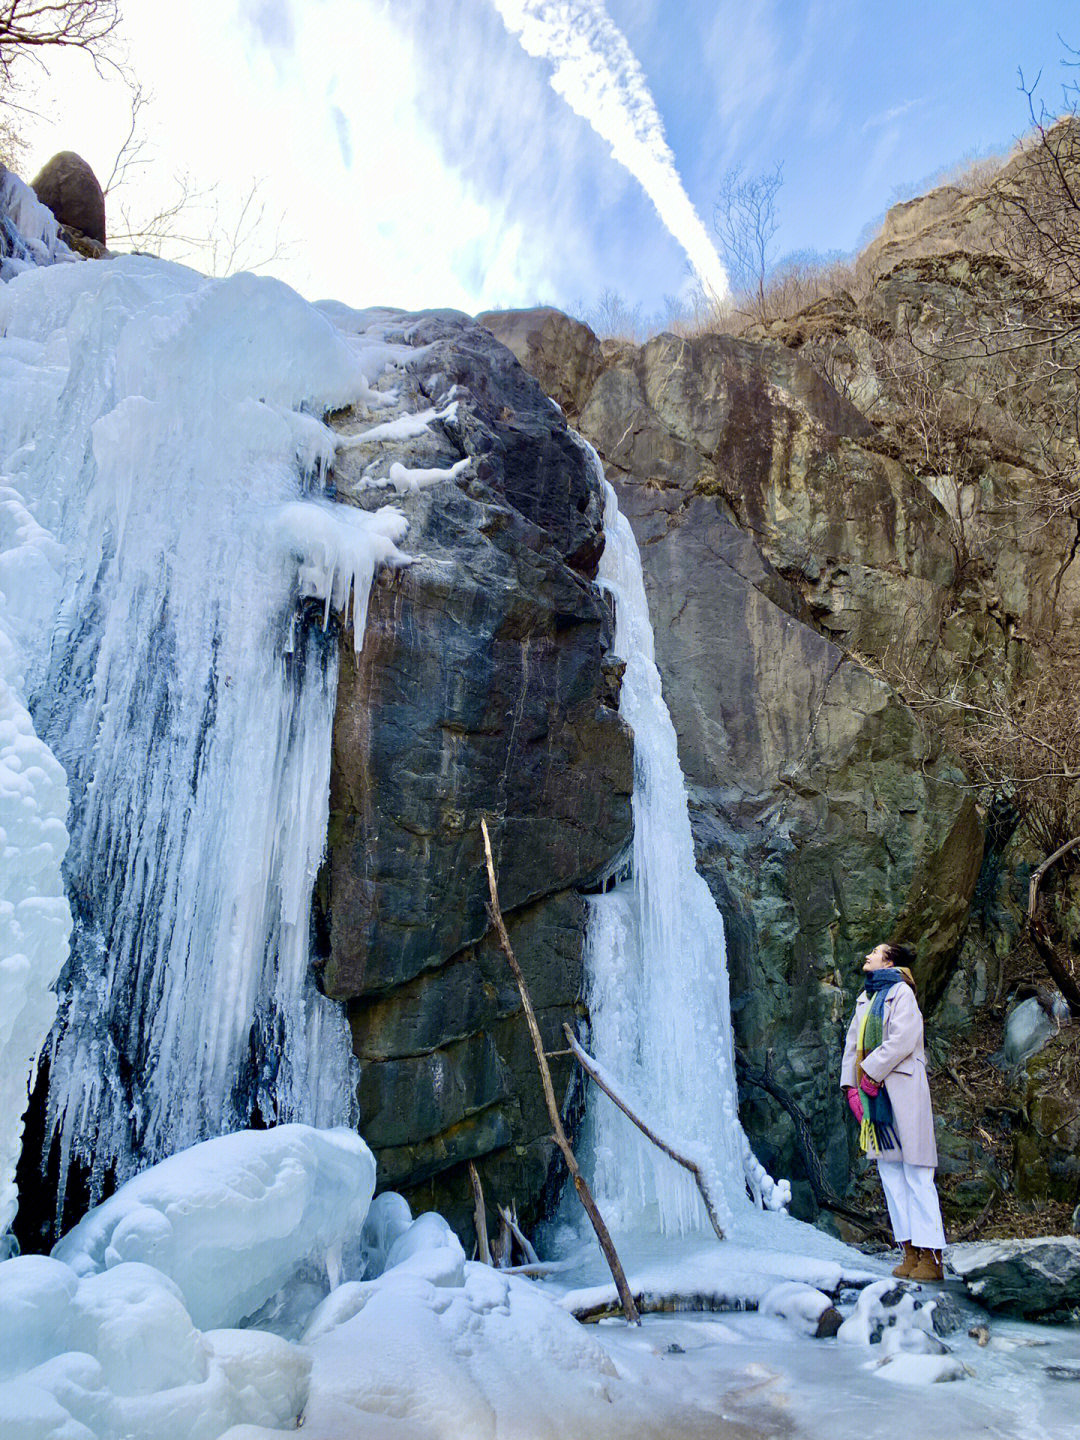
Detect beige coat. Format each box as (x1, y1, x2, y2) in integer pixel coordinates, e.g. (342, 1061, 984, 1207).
(840, 981, 938, 1168)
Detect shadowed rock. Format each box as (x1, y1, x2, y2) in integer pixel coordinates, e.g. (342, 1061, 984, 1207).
(31, 151, 106, 245)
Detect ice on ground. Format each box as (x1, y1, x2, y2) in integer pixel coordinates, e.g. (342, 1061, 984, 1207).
(52, 1125, 376, 1329)
(5, 1158, 1080, 1438)
(0, 1257, 311, 1440)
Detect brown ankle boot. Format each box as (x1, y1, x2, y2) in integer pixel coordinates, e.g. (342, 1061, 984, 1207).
(891, 1240, 918, 1278)
(908, 1247, 944, 1282)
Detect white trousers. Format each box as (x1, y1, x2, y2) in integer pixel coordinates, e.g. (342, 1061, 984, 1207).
(876, 1158, 946, 1250)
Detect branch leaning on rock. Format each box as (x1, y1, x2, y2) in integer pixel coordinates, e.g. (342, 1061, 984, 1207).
(561, 1025, 726, 1240)
(479, 817, 640, 1325)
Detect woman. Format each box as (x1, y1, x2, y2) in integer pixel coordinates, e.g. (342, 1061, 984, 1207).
(840, 942, 946, 1281)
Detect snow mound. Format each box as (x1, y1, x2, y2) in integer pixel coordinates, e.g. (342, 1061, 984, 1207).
(52, 1125, 376, 1329)
(0, 1257, 311, 1439)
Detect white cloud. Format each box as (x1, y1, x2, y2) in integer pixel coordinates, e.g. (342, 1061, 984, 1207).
(862, 97, 925, 133)
(490, 0, 729, 297)
(18, 0, 556, 311)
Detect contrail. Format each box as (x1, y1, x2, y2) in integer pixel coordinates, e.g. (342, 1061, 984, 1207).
(491, 0, 729, 298)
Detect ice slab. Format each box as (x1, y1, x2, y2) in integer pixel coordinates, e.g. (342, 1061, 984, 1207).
(52, 1125, 376, 1329)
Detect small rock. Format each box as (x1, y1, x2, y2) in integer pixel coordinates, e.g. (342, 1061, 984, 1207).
(968, 1325, 990, 1346)
(814, 1306, 844, 1339)
(1045, 1366, 1080, 1382)
(665, 1342, 685, 1355)
(928, 1292, 965, 1337)
(31, 151, 106, 244)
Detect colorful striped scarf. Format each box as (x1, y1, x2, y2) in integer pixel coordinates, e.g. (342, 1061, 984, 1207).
(855, 969, 905, 1155)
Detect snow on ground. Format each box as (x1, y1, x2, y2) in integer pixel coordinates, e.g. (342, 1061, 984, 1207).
(4, 1128, 1078, 1440)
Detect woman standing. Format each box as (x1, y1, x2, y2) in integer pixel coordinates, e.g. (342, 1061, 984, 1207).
(840, 942, 946, 1281)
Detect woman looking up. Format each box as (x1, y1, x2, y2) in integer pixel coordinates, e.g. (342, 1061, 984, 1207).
(840, 942, 946, 1282)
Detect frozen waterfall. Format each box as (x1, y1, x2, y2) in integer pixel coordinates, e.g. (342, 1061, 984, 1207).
(0, 229, 410, 1232)
(579, 454, 790, 1234)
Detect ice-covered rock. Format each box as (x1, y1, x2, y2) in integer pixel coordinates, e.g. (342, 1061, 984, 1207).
(52, 1126, 376, 1328)
(0, 167, 73, 278)
(350, 1189, 413, 1280)
(0, 1255, 79, 1380)
(951, 1237, 1080, 1321)
(0, 1252, 312, 1439)
(760, 1280, 840, 1336)
(837, 1279, 948, 1361)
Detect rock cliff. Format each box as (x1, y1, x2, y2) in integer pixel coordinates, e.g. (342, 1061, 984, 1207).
(480, 307, 987, 1214)
(319, 311, 632, 1232)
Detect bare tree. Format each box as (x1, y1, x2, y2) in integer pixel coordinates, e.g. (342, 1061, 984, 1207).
(0, 0, 120, 85)
(713, 161, 783, 322)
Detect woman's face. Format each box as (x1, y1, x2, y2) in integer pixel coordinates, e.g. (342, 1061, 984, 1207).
(863, 943, 893, 973)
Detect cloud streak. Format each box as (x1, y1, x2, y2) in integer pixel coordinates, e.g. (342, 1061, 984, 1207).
(490, 0, 729, 297)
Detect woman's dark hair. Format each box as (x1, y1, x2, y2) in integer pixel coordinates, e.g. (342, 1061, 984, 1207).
(881, 943, 917, 969)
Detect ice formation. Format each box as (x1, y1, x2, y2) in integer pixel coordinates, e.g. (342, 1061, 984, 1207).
(0, 184, 78, 1238)
(579, 462, 790, 1234)
(0, 169, 72, 278)
(0, 228, 413, 1230)
(52, 1125, 376, 1329)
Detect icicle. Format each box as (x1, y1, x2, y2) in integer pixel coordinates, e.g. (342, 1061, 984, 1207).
(577, 441, 789, 1234)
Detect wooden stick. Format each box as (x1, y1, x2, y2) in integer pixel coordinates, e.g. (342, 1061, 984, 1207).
(498, 1203, 540, 1266)
(479, 818, 640, 1325)
(468, 1160, 491, 1265)
(562, 1025, 726, 1241)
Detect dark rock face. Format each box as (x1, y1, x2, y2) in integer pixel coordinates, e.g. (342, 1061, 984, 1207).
(483, 308, 983, 1215)
(31, 152, 106, 245)
(951, 1239, 1080, 1321)
(321, 310, 632, 1230)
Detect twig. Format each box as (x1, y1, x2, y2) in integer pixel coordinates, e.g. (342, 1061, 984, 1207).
(498, 1204, 540, 1266)
(480, 818, 640, 1325)
(1027, 835, 1080, 1019)
(946, 1064, 979, 1104)
(953, 1188, 1000, 1242)
(468, 1160, 491, 1266)
(562, 1026, 726, 1240)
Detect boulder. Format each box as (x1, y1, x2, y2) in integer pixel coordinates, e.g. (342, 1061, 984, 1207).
(30, 151, 106, 245)
(950, 1238, 1080, 1321)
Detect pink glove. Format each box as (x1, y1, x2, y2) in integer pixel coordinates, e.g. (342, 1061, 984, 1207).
(846, 1087, 864, 1123)
(859, 1074, 880, 1097)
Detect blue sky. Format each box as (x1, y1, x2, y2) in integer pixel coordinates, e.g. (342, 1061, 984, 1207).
(19, 1, 1080, 319)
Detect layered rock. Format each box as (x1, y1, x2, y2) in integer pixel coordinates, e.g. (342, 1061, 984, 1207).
(321, 311, 632, 1231)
